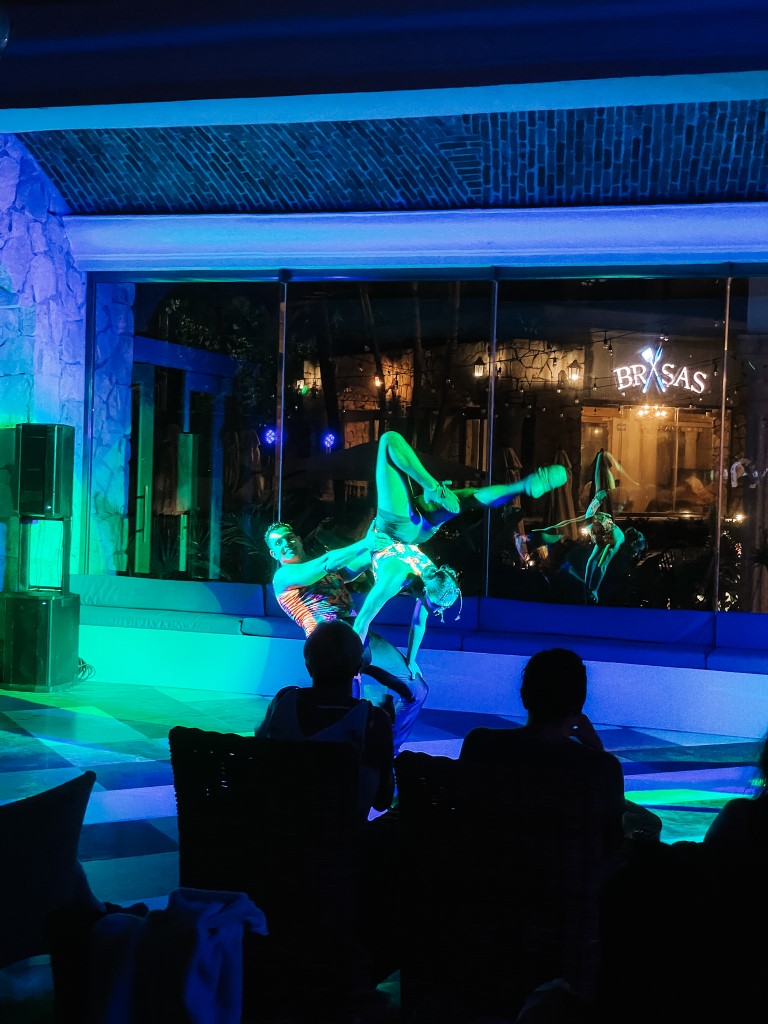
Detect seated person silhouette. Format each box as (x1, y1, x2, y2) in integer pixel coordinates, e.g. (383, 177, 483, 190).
(455, 648, 626, 1019)
(256, 619, 395, 818)
(697, 726, 768, 1016)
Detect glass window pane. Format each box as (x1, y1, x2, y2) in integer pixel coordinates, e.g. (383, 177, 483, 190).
(720, 277, 765, 611)
(90, 281, 281, 582)
(282, 279, 494, 596)
(491, 276, 727, 609)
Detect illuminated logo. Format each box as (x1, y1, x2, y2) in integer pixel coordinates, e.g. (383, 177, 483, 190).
(613, 345, 708, 395)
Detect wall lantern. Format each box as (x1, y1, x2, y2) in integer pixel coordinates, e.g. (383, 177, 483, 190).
(374, 375, 382, 388)
(567, 359, 583, 385)
(473, 357, 486, 378)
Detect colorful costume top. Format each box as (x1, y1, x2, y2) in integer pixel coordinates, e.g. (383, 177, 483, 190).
(276, 571, 356, 636)
(588, 512, 621, 547)
(366, 521, 436, 590)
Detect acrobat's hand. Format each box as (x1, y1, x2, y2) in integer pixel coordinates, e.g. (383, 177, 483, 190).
(585, 489, 608, 518)
(423, 480, 460, 514)
(407, 657, 421, 681)
(352, 672, 363, 700)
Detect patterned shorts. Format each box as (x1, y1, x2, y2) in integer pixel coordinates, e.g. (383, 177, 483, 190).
(369, 533, 436, 585)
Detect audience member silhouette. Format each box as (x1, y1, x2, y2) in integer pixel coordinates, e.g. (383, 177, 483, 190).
(703, 726, 768, 865)
(595, 732, 768, 1022)
(452, 648, 626, 1021)
(700, 727, 768, 1016)
(255, 619, 395, 818)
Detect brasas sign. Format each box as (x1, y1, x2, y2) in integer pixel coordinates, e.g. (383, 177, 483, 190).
(613, 344, 708, 395)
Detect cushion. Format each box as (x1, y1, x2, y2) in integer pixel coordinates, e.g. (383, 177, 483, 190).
(241, 616, 305, 639)
(462, 632, 709, 668)
(706, 649, 768, 674)
(70, 576, 265, 616)
(369, 623, 465, 651)
(264, 583, 284, 618)
(0, 771, 102, 969)
(477, 598, 715, 647)
(78, 607, 245, 634)
(714, 611, 766, 651)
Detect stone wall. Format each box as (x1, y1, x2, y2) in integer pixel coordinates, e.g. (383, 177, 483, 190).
(0, 136, 137, 579)
(89, 283, 135, 573)
(0, 134, 86, 587)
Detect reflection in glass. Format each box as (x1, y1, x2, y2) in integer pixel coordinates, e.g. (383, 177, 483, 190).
(281, 280, 494, 595)
(117, 282, 281, 582)
(86, 273, 768, 614)
(491, 277, 729, 609)
(721, 277, 768, 612)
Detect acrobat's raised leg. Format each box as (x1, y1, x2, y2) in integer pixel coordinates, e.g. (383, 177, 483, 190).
(373, 431, 569, 548)
(413, 465, 569, 538)
(584, 524, 625, 602)
(471, 465, 569, 507)
(374, 431, 459, 520)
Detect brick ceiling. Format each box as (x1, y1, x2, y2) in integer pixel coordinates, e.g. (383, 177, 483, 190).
(7, 2, 768, 218)
(16, 98, 768, 217)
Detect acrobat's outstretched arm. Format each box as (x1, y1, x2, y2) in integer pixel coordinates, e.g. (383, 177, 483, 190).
(406, 597, 429, 680)
(273, 539, 371, 595)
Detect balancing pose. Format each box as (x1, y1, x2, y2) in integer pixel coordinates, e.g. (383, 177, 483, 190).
(353, 431, 568, 677)
(264, 520, 427, 752)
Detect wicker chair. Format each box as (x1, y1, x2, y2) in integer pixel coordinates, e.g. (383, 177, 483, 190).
(167, 726, 371, 1016)
(0, 770, 100, 970)
(393, 751, 464, 1021)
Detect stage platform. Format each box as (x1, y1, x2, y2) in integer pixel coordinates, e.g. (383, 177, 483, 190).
(78, 621, 768, 741)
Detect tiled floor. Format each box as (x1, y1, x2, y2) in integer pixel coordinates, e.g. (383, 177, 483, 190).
(2, 676, 763, 902)
(0, 675, 762, 1020)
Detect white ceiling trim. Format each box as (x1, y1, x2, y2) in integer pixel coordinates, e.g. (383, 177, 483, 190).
(7, 70, 768, 132)
(64, 203, 768, 274)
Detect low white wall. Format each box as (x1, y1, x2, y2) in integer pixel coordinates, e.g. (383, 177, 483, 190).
(79, 624, 768, 740)
(78, 624, 308, 696)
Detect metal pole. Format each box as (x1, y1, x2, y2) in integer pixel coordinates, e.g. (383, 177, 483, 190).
(713, 277, 732, 612)
(80, 279, 97, 573)
(483, 275, 499, 598)
(275, 271, 289, 522)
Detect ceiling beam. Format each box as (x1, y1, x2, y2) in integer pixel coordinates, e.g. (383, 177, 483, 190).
(64, 203, 768, 275)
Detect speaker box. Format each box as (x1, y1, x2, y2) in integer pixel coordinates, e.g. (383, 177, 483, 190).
(14, 423, 74, 519)
(2, 592, 80, 691)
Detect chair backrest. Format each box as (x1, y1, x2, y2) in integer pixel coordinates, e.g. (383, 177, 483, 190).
(392, 751, 463, 1017)
(168, 726, 369, 1009)
(394, 750, 459, 824)
(0, 770, 99, 969)
(168, 726, 362, 923)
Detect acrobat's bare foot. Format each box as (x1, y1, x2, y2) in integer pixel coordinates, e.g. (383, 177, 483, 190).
(423, 480, 460, 514)
(523, 465, 568, 499)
